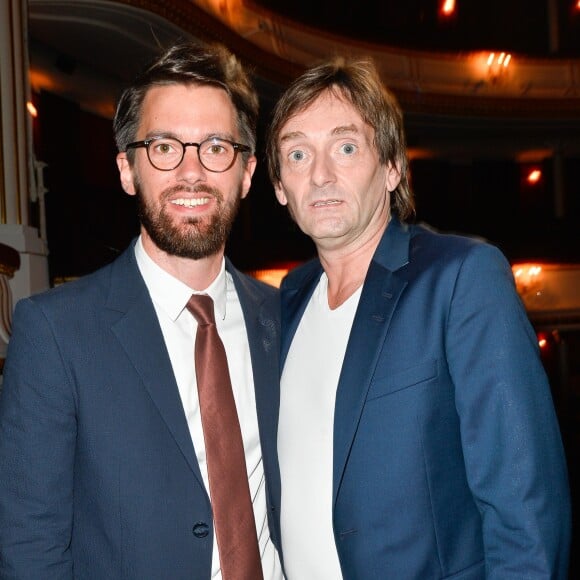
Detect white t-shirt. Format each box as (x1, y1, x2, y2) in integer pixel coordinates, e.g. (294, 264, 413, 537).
(278, 272, 362, 579)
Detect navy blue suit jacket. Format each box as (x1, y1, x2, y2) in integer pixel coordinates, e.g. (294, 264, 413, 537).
(280, 218, 570, 579)
(0, 243, 282, 579)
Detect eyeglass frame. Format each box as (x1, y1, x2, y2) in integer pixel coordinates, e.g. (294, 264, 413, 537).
(125, 136, 252, 173)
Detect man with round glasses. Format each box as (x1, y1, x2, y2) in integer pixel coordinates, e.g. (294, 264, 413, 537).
(0, 41, 284, 579)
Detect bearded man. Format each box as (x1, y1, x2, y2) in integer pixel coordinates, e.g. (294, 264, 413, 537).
(0, 41, 284, 580)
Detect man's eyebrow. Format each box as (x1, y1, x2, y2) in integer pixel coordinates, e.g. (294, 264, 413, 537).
(279, 131, 305, 145)
(332, 124, 359, 136)
(279, 124, 360, 145)
(144, 130, 176, 140)
(143, 131, 237, 142)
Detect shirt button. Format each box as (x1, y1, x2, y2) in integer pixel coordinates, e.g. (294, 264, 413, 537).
(192, 522, 209, 538)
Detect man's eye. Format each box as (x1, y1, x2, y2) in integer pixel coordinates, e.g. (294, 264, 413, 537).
(208, 144, 226, 155)
(202, 140, 229, 156)
(154, 142, 176, 155)
(289, 150, 305, 162)
(340, 143, 357, 155)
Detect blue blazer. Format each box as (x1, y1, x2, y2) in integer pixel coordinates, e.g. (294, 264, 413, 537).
(0, 243, 282, 579)
(280, 218, 570, 579)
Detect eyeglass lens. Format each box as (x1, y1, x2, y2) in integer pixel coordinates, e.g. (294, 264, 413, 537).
(147, 137, 238, 172)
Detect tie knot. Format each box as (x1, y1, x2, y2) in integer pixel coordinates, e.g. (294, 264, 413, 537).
(186, 294, 215, 325)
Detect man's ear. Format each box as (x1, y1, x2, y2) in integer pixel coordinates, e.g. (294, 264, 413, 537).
(386, 161, 402, 193)
(240, 155, 257, 200)
(274, 182, 288, 206)
(116, 153, 136, 196)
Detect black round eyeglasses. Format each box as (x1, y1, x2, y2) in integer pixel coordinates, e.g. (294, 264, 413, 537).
(125, 136, 251, 173)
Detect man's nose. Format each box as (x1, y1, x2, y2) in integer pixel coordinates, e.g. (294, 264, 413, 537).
(310, 151, 336, 188)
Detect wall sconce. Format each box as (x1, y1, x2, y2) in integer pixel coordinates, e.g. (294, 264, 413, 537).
(486, 52, 511, 84)
(439, 0, 456, 17)
(526, 168, 542, 185)
(26, 101, 38, 118)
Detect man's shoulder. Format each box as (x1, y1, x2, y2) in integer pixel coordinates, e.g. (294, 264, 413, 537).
(402, 222, 512, 287)
(409, 222, 505, 262)
(410, 221, 487, 247)
(16, 245, 136, 316)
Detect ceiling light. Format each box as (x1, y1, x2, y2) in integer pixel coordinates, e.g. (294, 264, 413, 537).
(526, 169, 542, 184)
(440, 0, 456, 16)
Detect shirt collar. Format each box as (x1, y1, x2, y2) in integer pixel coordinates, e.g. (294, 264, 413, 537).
(134, 236, 228, 322)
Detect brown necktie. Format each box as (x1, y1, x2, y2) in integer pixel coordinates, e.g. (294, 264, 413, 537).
(186, 294, 263, 580)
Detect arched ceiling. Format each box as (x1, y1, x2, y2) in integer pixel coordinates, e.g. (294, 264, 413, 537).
(253, 0, 580, 57)
(27, 0, 580, 159)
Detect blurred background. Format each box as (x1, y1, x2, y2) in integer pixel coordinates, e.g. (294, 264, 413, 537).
(20, 0, 580, 278)
(1, 0, 580, 576)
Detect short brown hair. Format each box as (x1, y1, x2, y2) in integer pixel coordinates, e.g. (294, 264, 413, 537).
(114, 40, 258, 164)
(266, 57, 414, 220)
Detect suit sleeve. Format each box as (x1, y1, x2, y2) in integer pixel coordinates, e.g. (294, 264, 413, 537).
(446, 243, 571, 579)
(0, 298, 75, 579)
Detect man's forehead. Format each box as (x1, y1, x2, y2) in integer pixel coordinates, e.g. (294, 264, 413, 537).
(279, 93, 370, 143)
(139, 83, 238, 135)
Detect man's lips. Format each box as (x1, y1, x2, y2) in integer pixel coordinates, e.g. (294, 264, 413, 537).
(170, 197, 211, 208)
(162, 184, 222, 208)
(312, 199, 341, 207)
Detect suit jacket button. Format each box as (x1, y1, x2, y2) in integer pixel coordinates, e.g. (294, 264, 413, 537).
(192, 522, 209, 538)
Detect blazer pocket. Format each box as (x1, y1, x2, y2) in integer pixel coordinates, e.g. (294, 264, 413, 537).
(367, 359, 438, 401)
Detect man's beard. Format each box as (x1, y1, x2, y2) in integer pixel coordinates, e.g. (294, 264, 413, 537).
(136, 182, 242, 260)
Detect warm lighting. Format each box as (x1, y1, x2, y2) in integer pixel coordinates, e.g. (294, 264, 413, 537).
(486, 52, 512, 83)
(487, 52, 511, 68)
(26, 101, 38, 118)
(249, 262, 303, 287)
(513, 264, 543, 283)
(512, 263, 543, 303)
(576, 1, 580, 12)
(536, 331, 560, 354)
(440, 0, 456, 16)
(526, 169, 542, 185)
(513, 263, 580, 312)
(249, 268, 290, 288)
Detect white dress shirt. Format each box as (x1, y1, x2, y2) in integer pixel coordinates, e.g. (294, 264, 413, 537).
(135, 237, 282, 579)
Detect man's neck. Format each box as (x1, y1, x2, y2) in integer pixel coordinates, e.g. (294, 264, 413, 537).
(318, 219, 388, 310)
(141, 233, 225, 291)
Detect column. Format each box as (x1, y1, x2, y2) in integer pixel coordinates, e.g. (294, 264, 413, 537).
(0, 0, 49, 308)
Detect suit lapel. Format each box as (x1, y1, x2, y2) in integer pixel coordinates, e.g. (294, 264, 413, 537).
(332, 262, 407, 503)
(229, 263, 283, 544)
(332, 218, 411, 503)
(106, 246, 204, 488)
(229, 265, 279, 453)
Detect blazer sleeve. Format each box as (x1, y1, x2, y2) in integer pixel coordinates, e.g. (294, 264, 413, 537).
(0, 298, 75, 579)
(446, 243, 571, 579)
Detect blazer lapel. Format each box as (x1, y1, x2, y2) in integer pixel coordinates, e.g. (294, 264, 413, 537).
(228, 263, 283, 546)
(106, 246, 204, 488)
(228, 264, 279, 456)
(332, 218, 411, 503)
(332, 263, 407, 502)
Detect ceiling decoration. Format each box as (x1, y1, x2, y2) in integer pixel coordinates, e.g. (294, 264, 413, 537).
(27, 0, 580, 162)
(179, 0, 580, 117)
(29, 0, 580, 119)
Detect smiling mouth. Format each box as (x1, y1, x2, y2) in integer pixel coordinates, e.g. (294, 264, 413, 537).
(313, 199, 341, 207)
(170, 197, 210, 208)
